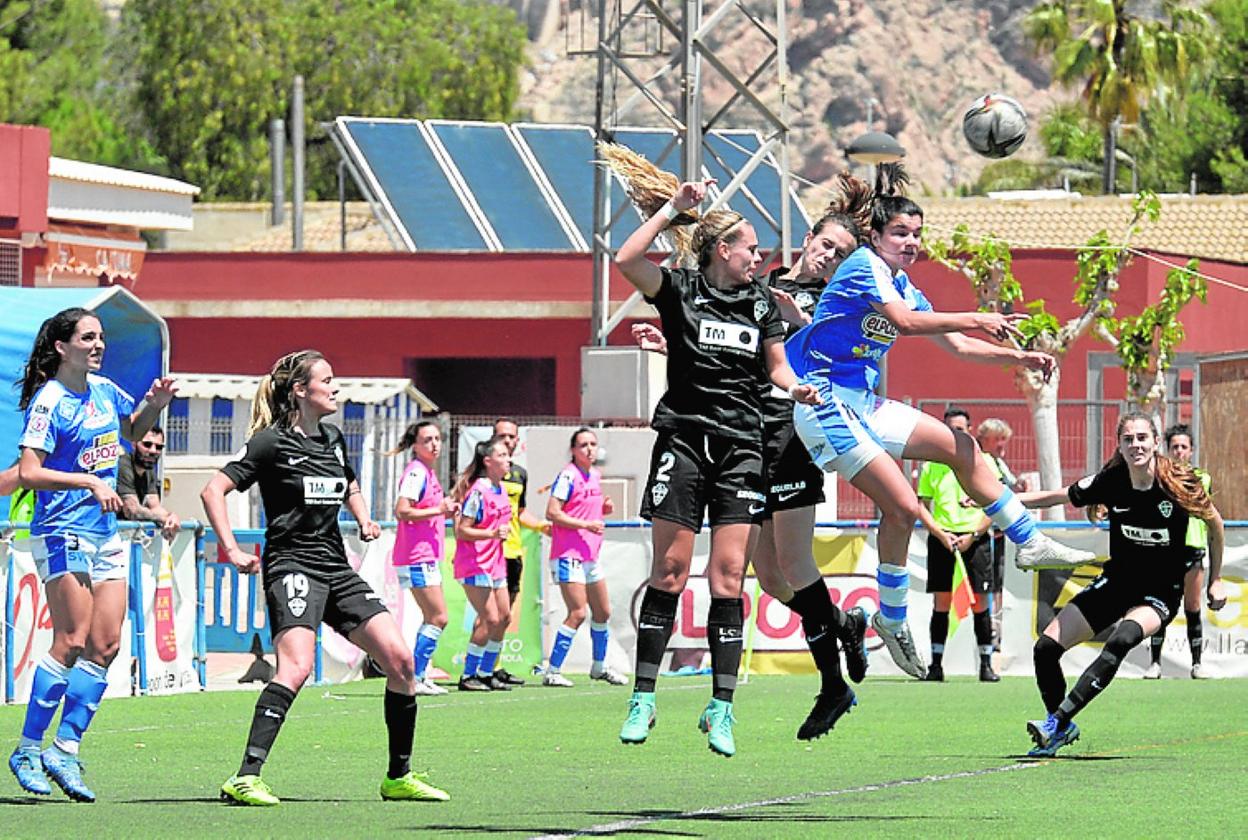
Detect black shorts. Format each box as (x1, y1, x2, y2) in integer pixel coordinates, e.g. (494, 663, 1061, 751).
(762, 419, 824, 517)
(990, 533, 1005, 592)
(925, 531, 994, 593)
(505, 555, 523, 595)
(264, 566, 388, 639)
(1068, 572, 1182, 634)
(640, 429, 765, 530)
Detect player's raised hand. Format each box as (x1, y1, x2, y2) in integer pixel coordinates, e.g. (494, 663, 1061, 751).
(672, 178, 716, 212)
(146, 377, 179, 408)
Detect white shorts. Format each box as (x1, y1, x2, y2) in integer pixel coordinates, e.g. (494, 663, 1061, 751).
(30, 532, 129, 583)
(397, 562, 442, 589)
(458, 572, 507, 590)
(793, 384, 922, 480)
(553, 557, 604, 586)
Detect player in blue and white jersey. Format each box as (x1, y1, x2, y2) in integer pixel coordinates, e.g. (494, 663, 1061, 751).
(9, 307, 176, 802)
(786, 164, 1096, 680)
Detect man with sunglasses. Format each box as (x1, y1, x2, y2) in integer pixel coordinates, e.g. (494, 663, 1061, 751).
(118, 425, 180, 540)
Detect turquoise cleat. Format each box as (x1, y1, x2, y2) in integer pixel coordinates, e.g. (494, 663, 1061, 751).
(619, 691, 656, 744)
(698, 698, 737, 757)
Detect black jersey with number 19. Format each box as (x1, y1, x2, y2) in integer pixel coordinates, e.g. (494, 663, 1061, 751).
(221, 423, 356, 577)
(645, 266, 785, 441)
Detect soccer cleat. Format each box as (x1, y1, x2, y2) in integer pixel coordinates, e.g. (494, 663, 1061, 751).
(484, 674, 513, 691)
(979, 663, 1000, 683)
(220, 774, 280, 806)
(589, 667, 628, 686)
(1190, 663, 1211, 680)
(796, 688, 856, 741)
(842, 607, 869, 684)
(698, 698, 737, 757)
(924, 663, 945, 682)
(1142, 661, 1162, 680)
(41, 746, 95, 803)
(542, 671, 574, 687)
(412, 678, 440, 696)
(870, 612, 927, 679)
(380, 771, 450, 802)
(1015, 533, 1100, 571)
(422, 678, 448, 695)
(619, 691, 656, 744)
(493, 668, 525, 686)
(9, 746, 51, 796)
(1026, 715, 1080, 757)
(457, 675, 491, 692)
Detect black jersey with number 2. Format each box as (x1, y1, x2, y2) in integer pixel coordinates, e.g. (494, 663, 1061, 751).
(1068, 461, 1192, 585)
(646, 265, 786, 441)
(222, 423, 356, 576)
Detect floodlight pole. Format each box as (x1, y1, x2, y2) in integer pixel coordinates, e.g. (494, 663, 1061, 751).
(580, 0, 794, 346)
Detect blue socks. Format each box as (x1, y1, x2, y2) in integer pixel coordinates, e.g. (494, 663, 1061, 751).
(983, 487, 1038, 545)
(590, 621, 609, 667)
(548, 625, 577, 673)
(20, 655, 70, 747)
(463, 643, 484, 679)
(55, 659, 109, 754)
(412, 624, 442, 680)
(479, 641, 501, 677)
(876, 563, 909, 630)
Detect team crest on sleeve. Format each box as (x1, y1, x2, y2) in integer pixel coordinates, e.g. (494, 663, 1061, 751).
(1077, 475, 1095, 489)
(753, 299, 770, 322)
(1158, 500, 1173, 518)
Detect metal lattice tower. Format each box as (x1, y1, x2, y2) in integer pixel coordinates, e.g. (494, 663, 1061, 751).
(567, 0, 795, 345)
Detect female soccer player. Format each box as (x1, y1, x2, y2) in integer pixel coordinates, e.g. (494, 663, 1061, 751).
(391, 420, 457, 695)
(451, 436, 513, 692)
(1019, 412, 1225, 756)
(8, 308, 174, 803)
(786, 164, 1093, 680)
(1143, 423, 1216, 679)
(541, 427, 625, 687)
(202, 350, 448, 805)
(601, 143, 819, 757)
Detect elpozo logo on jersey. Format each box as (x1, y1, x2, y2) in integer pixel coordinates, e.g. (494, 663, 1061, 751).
(79, 431, 120, 472)
(698, 319, 759, 354)
(860, 312, 898, 344)
(303, 476, 348, 505)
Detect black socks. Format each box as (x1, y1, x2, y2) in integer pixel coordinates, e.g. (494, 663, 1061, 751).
(633, 586, 678, 693)
(239, 682, 297, 777)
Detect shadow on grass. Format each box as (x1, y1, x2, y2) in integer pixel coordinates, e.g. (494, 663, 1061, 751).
(1014, 754, 1129, 762)
(0, 795, 51, 806)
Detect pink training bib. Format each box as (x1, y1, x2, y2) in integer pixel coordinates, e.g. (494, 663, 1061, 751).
(453, 477, 511, 580)
(392, 458, 445, 567)
(548, 464, 604, 564)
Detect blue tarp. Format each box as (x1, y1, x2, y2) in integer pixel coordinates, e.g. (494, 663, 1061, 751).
(0, 286, 167, 517)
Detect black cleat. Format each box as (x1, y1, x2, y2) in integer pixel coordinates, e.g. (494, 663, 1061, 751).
(842, 607, 869, 684)
(796, 688, 857, 741)
(924, 663, 945, 682)
(979, 663, 1000, 682)
(493, 668, 526, 686)
(457, 676, 491, 692)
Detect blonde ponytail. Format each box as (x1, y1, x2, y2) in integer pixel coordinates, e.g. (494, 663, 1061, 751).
(247, 350, 326, 437)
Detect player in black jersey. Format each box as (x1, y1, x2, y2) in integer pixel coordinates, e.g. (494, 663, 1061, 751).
(201, 350, 449, 805)
(601, 143, 820, 758)
(1016, 412, 1226, 757)
(632, 177, 874, 743)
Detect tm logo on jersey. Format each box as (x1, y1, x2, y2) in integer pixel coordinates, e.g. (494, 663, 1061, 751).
(303, 476, 348, 505)
(699, 319, 759, 354)
(860, 313, 898, 344)
(79, 431, 120, 472)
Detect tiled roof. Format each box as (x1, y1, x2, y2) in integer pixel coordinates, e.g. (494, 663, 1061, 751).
(231, 205, 396, 252)
(920, 193, 1248, 264)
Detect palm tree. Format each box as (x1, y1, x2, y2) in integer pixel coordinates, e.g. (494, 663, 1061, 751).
(1024, 0, 1210, 193)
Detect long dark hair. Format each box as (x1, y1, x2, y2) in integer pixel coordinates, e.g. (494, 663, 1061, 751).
(388, 419, 440, 457)
(248, 350, 326, 436)
(1099, 411, 1214, 519)
(19, 308, 98, 410)
(453, 434, 507, 501)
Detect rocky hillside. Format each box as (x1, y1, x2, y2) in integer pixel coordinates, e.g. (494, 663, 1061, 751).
(507, 0, 1068, 198)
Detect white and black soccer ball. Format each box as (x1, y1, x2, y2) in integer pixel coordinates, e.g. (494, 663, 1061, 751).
(962, 93, 1028, 159)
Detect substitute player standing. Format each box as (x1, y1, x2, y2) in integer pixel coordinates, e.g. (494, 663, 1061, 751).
(202, 350, 449, 805)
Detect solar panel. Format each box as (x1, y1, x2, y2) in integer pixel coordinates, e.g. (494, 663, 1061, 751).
(512, 124, 599, 246)
(336, 118, 488, 251)
(704, 131, 809, 251)
(427, 121, 578, 251)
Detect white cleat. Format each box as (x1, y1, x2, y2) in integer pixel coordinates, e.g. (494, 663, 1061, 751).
(1190, 663, 1212, 680)
(423, 677, 449, 695)
(590, 667, 628, 686)
(869, 612, 927, 679)
(412, 678, 441, 695)
(543, 671, 575, 687)
(1142, 662, 1162, 680)
(1015, 533, 1101, 571)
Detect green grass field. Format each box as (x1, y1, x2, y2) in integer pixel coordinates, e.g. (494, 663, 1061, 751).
(0, 674, 1244, 837)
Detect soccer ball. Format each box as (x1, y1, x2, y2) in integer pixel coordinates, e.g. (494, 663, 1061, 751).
(962, 94, 1028, 159)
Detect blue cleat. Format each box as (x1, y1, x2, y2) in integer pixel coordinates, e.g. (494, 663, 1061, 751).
(1026, 714, 1080, 757)
(9, 746, 51, 796)
(698, 698, 737, 757)
(41, 745, 95, 802)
